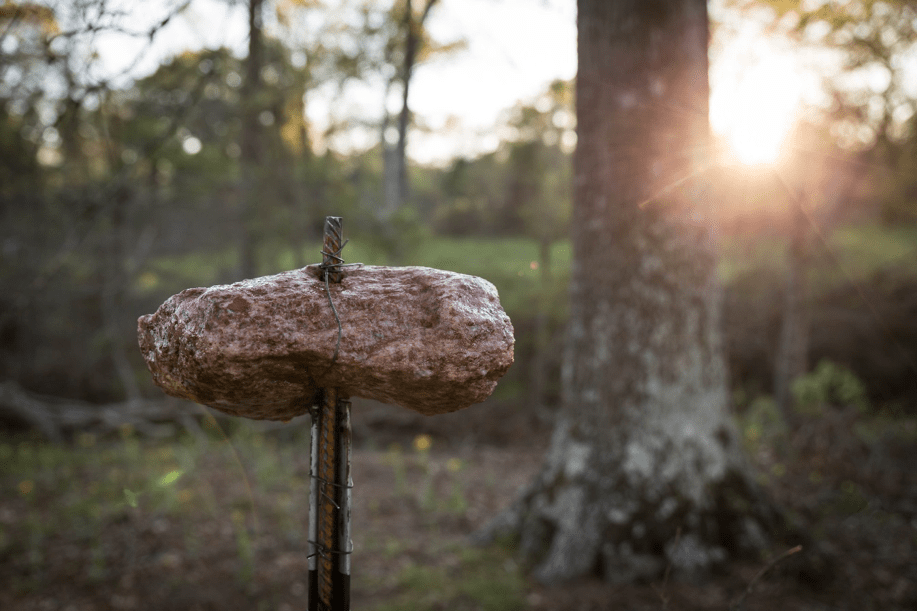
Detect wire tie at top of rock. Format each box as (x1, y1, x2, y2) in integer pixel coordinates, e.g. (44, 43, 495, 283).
(317, 217, 362, 373)
(319, 239, 363, 281)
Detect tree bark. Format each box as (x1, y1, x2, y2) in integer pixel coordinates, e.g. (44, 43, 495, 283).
(774, 201, 810, 426)
(476, 0, 783, 584)
(527, 238, 553, 419)
(238, 0, 264, 280)
(394, 0, 416, 215)
(381, 0, 438, 226)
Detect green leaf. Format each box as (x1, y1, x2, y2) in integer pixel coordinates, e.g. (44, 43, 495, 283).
(157, 470, 183, 487)
(124, 488, 139, 508)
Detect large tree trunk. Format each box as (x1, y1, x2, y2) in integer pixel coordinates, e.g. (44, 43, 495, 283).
(476, 0, 783, 584)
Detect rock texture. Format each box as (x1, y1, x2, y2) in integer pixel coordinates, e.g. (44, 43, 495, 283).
(137, 265, 514, 420)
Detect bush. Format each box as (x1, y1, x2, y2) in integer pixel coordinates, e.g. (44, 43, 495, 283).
(739, 395, 787, 451)
(791, 360, 868, 415)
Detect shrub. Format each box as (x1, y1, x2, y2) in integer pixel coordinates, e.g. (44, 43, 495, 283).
(791, 360, 868, 415)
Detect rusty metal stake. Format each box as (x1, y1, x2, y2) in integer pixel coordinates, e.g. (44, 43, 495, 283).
(308, 216, 353, 611)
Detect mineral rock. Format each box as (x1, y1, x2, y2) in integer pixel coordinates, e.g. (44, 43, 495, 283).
(137, 265, 514, 420)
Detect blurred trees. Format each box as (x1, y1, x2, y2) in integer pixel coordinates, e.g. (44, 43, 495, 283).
(1, 0, 196, 400)
(1, 0, 915, 420)
(0, 0, 563, 404)
(386, 0, 439, 237)
(296, 0, 461, 251)
(0, 1, 353, 401)
(500, 79, 573, 412)
(749, 0, 917, 220)
(434, 79, 574, 242)
(725, 0, 917, 418)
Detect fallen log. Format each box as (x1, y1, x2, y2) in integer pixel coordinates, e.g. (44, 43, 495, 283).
(0, 380, 206, 441)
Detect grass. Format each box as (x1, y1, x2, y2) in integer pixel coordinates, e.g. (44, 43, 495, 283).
(1, 422, 281, 592)
(828, 222, 917, 277)
(371, 543, 526, 611)
(134, 234, 570, 316)
(0, 422, 526, 609)
(137, 221, 916, 322)
(137, 249, 239, 295)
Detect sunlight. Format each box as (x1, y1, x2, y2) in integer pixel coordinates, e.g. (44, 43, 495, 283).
(710, 29, 804, 166)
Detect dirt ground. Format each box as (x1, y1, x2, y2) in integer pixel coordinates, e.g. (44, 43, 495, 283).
(1, 399, 916, 611)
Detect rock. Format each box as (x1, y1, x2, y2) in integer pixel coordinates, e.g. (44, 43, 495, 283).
(137, 265, 514, 420)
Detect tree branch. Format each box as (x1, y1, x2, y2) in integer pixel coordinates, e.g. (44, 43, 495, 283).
(730, 545, 803, 611)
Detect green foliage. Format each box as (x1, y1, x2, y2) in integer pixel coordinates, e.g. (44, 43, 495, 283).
(385, 442, 408, 497)
(827, 223, 917, 281)
(0, 105, 42, 193)
(738, 395, 787, 451)
(792, 359, 869, 414)
(231, 508, 256, 583)
(444, 458, 469, 514)
(433, 153, 506, 236)
(431, 79, 574, 241)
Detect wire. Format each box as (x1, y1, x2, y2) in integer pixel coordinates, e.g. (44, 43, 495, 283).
(318, 239, 362, 369)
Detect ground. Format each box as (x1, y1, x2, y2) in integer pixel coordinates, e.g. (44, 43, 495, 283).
(1, 399, 915, 610)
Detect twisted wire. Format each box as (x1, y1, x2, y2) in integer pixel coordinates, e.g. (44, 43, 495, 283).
(317, 217, 361, 369)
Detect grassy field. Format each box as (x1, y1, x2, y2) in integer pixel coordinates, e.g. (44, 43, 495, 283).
(818, 223, 917, 285)
(3, 404, 916, 610)
(137, 222, 917, 311)
(132, 223, 917, 407)
(1, 420, 534, 611)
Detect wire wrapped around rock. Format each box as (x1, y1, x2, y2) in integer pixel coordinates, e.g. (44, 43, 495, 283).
(317, 238, 362, 370)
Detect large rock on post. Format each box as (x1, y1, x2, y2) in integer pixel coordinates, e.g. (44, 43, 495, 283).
(137, 265, 514, 421)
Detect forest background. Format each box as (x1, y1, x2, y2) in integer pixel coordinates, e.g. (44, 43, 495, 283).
(1, 0, 917, 609)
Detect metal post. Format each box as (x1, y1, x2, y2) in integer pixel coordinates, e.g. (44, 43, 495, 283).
(308, 217, 352, 611)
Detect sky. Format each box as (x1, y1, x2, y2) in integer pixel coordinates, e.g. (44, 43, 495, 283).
(93, 0, 578, 165)
(87, 0, 917, 167)
(384, 0, 578, 162)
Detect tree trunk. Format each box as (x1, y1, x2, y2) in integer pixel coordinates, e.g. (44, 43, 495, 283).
(238, 0, 264, 280)
(393, 0, 415, 217)
(101, 184, 142, 404)
(476, 0, 783, 584)
(528, 238, 553, 420)
(381, 0, 438, 228)
(774, 201, 810, 426)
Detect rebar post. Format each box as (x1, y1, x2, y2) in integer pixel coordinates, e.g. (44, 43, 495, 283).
(308, 216, 352, 611)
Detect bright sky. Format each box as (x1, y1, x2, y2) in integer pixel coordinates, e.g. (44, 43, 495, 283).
(389, 0, 579, 162)
(88, 0, 886, 167)
(709, 13, 811, 165)
(94, 0, 578, 165)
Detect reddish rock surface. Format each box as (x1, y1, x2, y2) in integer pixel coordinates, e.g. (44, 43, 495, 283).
(137, 265, 514, 420)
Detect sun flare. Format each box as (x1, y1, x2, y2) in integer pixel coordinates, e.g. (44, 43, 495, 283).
(710, 30, 803, 165)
